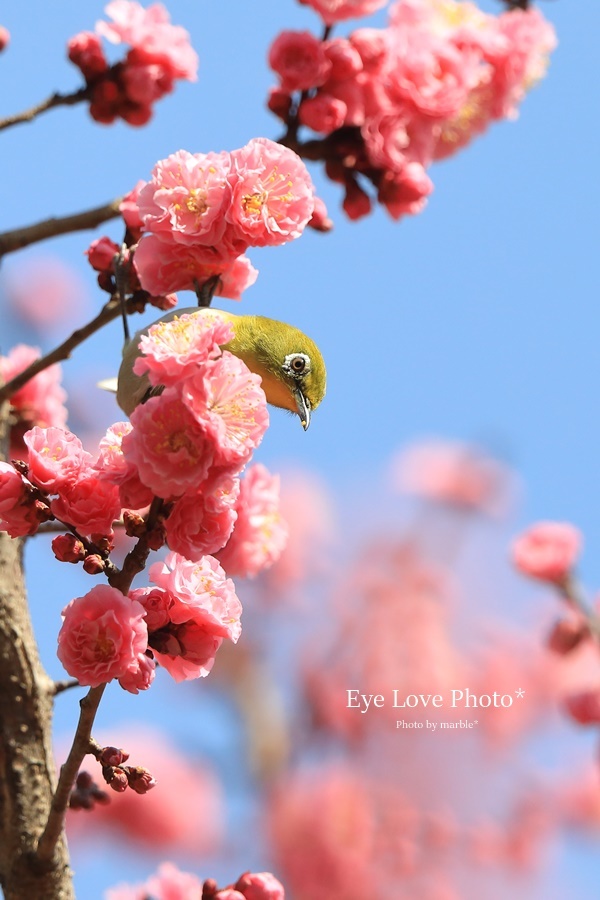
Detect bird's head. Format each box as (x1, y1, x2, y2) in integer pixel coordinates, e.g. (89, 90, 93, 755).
(226, 315, 326, 430)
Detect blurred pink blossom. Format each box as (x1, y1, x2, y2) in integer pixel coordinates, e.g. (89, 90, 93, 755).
(512, 521, 582, 584)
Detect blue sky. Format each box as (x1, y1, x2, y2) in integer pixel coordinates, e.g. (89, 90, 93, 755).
(1, 1, 599, 897)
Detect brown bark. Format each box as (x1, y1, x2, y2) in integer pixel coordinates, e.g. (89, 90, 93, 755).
(0, 404, 74, 899)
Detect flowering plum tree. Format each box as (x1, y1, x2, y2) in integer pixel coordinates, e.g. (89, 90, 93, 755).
(2, 1, 590, 898)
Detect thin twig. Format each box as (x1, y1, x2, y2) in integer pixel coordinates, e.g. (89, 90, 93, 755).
(52, 679, 81, 696)
(107, 497, 165, 593)
(0, 198, 123, 258)
(0, 87, 90, 133)
(0, 296, 122, 404)
(33, 684, 105, 870)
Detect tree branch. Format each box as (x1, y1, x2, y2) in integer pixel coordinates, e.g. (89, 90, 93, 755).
(0, 198, 123, 258)
(0, 401, 74, 899)
(0, 88, 90, 133)
(33, 685, 105, 870)
(0, 296, 122, 404)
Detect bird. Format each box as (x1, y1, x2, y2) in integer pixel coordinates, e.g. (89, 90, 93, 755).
(114, 307, 326, 430)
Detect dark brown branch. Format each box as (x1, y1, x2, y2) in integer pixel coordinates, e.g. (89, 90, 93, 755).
(0, 87, 90, 133)
(0, 198, 122, 258)
(0, 296, 122, 404)
(33, 685, 105, 870)
(107, 497, 165, 593)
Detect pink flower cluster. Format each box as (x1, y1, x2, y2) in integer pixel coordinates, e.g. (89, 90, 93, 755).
(106, 862, 285, 900)
(132, 551, 242, 682)
(0, 344, 68, 460)
(268, 0, 556, 220)
(133, 138, 315, 299)
(67, 1, 198, 126)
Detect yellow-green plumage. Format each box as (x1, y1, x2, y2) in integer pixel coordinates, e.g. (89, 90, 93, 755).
(117, 307, 326, 429)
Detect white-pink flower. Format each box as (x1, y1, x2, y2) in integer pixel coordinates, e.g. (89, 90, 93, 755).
(133, 235, 258, 299)
(57, 585, 148, 688)
(96, 1, 198, 81)
(181, 353, 269, 468)
(133, 309, 234, 388)
(123, 389, 217, 499)
(137, 150, 233, 246)
(227, 138, 315, 247)
(24, 426, 92, 493)
(165, 470, 240, 561)
(149, 551, 242, 642)
(217, 463, 289, 579)
(299, 0, 388, 25)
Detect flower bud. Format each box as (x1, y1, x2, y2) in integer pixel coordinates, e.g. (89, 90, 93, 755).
(52, 534, 86, 564)
(547, 618, 590, 655)
(106, 766, 129, 792)
(235, 871, 285, 899)
(126, 765, 157, 794)
(564, 691, 600, 725)
(98, 746, 128, 768)
(83, 554, 106, 575)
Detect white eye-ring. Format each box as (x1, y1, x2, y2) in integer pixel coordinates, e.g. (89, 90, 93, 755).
(283, 352, 311, 378)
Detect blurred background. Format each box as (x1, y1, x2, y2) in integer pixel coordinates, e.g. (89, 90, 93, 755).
(1, 1, 600, 897)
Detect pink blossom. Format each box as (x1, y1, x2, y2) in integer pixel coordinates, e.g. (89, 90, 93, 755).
(5, 258, 89, 333)
(133, 309, 234, 387)
(123, 389, 217, 499)
(137, 149, 234, 247)
(129, 586, 171, 632)
(378, 162, 434, 219)
(393, 439, 512, 514)
(181, 353, 269, 468)
(24, 426, 92, 493)
(216, 464, 288, 579)
(267, 87, 293, 121)
(118, 652, 156, 694)
(299, 93, 347, 134)
(349, 28, 389, 72)
(150, 620, 223, 681)
(235, 871, 285, 899)
(149, 551, 242, 642)
(299, 0, 388, 26)
(86, 236, 119, 272)
(324, 38, 363, 81)
(134, 235, 258, 299)
(343, 179, 371, 220)
(0, 345, 68, 458)
(564, 690, 600, 726)
(121, 58, 174, 105)
(216, 892, 245, 900)
(96, 1, 198, 81)
(119, 180, 145, 239)
(106, 863, 204, 899)
(93, 421, 154, 510)
(0, 26, 10, 52)
(57, 585, 148, 687)
(268, 31, 332, 92)
(67, 31, 108, 79)
(51, 468, 122, 536)
(227, 138, 315, 247)
(512, 522, 582, 584)
(308, 196, 334, 232)
(0, 462, 42, 538)
(165, 471, 240, 561)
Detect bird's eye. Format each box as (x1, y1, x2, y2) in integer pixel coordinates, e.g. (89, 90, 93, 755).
(283, 352, 311, 378)
(291, 356, 306, 373)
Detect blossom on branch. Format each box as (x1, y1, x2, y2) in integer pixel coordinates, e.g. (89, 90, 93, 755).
(269, 0, 556, 222)
(68, 1, 198, 126)
(133, 138, 314, 299)
(512, 522, 582, 584)
(57, 585, 148, 688)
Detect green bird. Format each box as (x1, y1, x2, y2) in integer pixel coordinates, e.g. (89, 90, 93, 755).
(116, 307, 327, 430)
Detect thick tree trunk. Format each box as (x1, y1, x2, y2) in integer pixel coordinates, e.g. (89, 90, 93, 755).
(0, 404, 74, 899)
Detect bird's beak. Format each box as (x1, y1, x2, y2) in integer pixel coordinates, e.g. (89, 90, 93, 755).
(294, 387, 311, 431)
